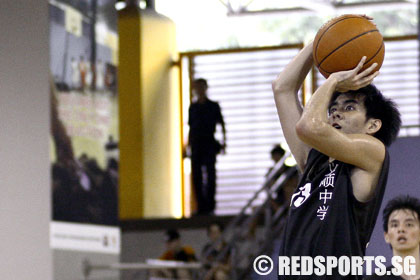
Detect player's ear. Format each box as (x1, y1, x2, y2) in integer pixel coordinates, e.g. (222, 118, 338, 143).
(367, 118, 382, 135)
(384, 231, 390, 244)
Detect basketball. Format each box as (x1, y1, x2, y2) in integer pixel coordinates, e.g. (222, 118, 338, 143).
(313, 14, 385, 78)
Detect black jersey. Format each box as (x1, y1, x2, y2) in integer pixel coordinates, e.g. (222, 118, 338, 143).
(279, 149, 390, 279)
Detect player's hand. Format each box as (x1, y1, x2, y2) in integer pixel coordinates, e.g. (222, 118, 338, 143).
(359, 14, 377, 28)
(359, 14, 373, 21)
(329, 56, 379, 92)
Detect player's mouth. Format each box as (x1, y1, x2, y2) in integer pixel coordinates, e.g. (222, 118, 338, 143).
(332, 123, 342, 129)
(397, 236, 407, 243)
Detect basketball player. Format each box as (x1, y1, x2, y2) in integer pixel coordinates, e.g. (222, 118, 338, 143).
(272, 40, 401, 279)
(365, 195, 420, 279)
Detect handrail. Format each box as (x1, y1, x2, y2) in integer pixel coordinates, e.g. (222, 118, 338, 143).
(202, 152, 298, 279)
(82, 258, 202, 280)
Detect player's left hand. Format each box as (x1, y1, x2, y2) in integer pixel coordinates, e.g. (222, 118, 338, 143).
(329, 56, 379, 92)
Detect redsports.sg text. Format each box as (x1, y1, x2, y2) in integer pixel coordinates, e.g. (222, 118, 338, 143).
(253, 255, 416, 276)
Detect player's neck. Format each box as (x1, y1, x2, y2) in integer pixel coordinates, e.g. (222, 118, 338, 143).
(395, 250, 420, 280)
(197, 96, 208, 103)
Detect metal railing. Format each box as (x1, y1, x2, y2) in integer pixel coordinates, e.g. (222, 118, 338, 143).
(202, 152, 297, 279)
(83, 153, 296, 280)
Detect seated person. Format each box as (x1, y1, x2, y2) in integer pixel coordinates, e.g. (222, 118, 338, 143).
(201, 222, 231, 280)
(365, 195, 420, 279)
(266, 144, 298, 211)
(151, 229, 197, 279)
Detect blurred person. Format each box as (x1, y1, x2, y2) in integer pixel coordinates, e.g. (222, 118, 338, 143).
(85, 60, 92, 90)
(52, 163, 75, 221)
(83, 159, 118, 225)
(106, 157, 119, 187)
(96, 59, 105, 91)
(188, 78, 226, 215)
(365, 195, 420, 279)
(201, 222, 231, 280)
(79, 55, 87, 91)
(270, 144, 286, 165)
(266, 144, 298, 210)
(151, 229, 197, 279)
(272, 30, 401, 279)
(233, 221, 259, 278)
(70, 56, 80, 90)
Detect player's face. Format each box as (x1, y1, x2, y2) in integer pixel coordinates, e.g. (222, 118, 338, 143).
(193, 82, 207, 98)
(166, 239, 181, 252)
(328, 94, 370, 135)
(208, 224, 222, 242)
(384, 209, 420, 253)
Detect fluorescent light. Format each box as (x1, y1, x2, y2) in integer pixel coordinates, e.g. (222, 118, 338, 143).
(115, 1, 126, 10)
(139, 0, 147, 9)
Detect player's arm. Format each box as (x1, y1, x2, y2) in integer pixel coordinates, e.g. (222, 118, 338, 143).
(217, 103, 227, 152)
(296, 58, 385, 192)
(272, 43, 313, 171)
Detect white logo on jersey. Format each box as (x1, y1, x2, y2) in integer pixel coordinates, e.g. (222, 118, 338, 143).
(291, 183, 312, 208)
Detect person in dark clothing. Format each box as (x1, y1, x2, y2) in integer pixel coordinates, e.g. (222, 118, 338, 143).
(272, 32, 401, 279)
(188, 78, 226, 215)
(364, 195, 420, 279)
(151, 229, 197, 279)
(266, 144, 298, 210)
(201, 222, 231, 280)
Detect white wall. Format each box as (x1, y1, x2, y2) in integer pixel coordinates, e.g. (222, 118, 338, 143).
(0, 1, 52, 279)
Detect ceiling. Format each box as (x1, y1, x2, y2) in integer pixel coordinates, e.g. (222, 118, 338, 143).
(218, 0, 417, 15)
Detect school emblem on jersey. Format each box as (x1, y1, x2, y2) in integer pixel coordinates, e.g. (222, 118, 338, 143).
(291, 182, 311, 208)
(316, 162, 338, 220)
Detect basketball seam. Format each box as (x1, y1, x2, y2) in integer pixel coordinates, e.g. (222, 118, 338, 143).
(319, 40, 384, 74)
(314, 15, 362, 66)
(318, 29, 379, 68)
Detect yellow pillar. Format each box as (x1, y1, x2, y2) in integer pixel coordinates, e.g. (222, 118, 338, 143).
(118, 4, 181, 219)
(118, 4, 143, 219)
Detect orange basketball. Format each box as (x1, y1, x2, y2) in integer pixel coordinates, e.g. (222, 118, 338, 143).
(313, 14, 385, 78)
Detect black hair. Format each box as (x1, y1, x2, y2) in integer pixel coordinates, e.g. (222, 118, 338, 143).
(107, 158, 118, 170)
(194, 78, 208, 88)
(330, 84, 401, 146)
(207, 221, 224, 234)
(165, 229, 180, 242)
(382, 195, 420, 232)
(270, 144, 286, 157)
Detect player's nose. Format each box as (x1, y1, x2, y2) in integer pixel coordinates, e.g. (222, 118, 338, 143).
(332, 111, 343, 120)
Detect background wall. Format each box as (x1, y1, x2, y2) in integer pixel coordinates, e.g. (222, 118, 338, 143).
(53, 250, 118, 280)
(0, 0, 52, 279)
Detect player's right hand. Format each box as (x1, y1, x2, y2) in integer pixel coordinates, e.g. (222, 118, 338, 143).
(329, 56, 379, 92)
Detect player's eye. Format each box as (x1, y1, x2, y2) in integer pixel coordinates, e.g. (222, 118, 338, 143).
(329, 108, 337, 114)
(390, 223, 398, 228)
(407, 223, 413, 227)
(345, 105, 355, 111)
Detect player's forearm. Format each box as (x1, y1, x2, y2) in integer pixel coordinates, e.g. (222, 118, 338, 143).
(222, 125, 227, 142)
(296, 76, 338, 137)
(272, 42, 314, 95)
